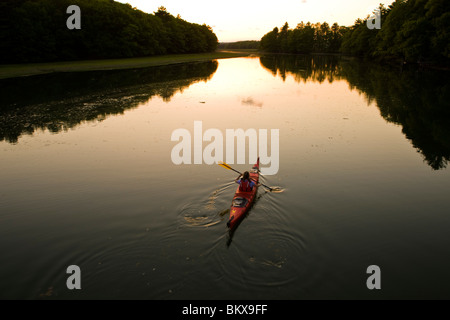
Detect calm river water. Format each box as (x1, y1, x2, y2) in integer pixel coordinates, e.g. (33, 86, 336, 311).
(1, 56, 449, 299)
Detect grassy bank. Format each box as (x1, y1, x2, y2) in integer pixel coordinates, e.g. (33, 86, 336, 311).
(0, 51, 250, 79)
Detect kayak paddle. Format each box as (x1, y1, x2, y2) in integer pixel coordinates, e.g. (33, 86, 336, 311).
(218, 161, 274, 192)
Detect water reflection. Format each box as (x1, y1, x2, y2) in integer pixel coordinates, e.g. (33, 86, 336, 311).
(341, 62, 450, 170)
(241, 97, 263, 107)
(2, 55, 449, 170)
(1, 56, 449, 300)
(0, 61, 218, 143)
(260, 55, 450, 170)
(260, 54, 343, 83)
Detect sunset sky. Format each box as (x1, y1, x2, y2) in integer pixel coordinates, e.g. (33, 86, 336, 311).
(115, 0, 395, 42)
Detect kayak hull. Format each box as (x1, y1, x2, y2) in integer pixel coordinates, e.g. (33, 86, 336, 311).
(227, 158, 259, 229)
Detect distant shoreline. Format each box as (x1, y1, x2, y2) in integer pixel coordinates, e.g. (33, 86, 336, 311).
(2, 50, 447, 80)
(0, 51, 252, 80)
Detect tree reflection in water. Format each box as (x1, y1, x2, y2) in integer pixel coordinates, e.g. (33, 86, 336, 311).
(259, 55, 450, 170)
(0, 61, 218, 144)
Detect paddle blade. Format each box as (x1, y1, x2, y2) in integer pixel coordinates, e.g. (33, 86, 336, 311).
(267, 186, 284, 193)
(218, 161, 232, 170)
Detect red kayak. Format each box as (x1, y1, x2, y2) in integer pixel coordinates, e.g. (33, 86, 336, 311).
(227, 158, 260, 229)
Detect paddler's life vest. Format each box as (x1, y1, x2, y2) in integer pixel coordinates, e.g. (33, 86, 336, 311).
(239, 179, 253, 192)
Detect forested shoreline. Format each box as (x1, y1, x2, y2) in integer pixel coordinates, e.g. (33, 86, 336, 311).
(2, 0, 448, 67)
(0, 0, 218, 64)
(260, 0, 450, 66)
(218, 41, 260, 50)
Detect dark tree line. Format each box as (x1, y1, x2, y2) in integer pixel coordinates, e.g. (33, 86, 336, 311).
(260, 0, 450, 65)
(0, 0, 218, 64)
(341, 0, 450, 65)
(260, 22, 347, 54)
(218, 41, 260, 50)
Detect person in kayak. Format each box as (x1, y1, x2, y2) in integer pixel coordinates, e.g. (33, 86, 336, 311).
(235, 171, 256, 192)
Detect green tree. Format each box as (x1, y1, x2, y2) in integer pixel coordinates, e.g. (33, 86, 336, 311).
(1, 0, 218, 64)
(260, 21, 343, 54)
(260, 27, 279, 52)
